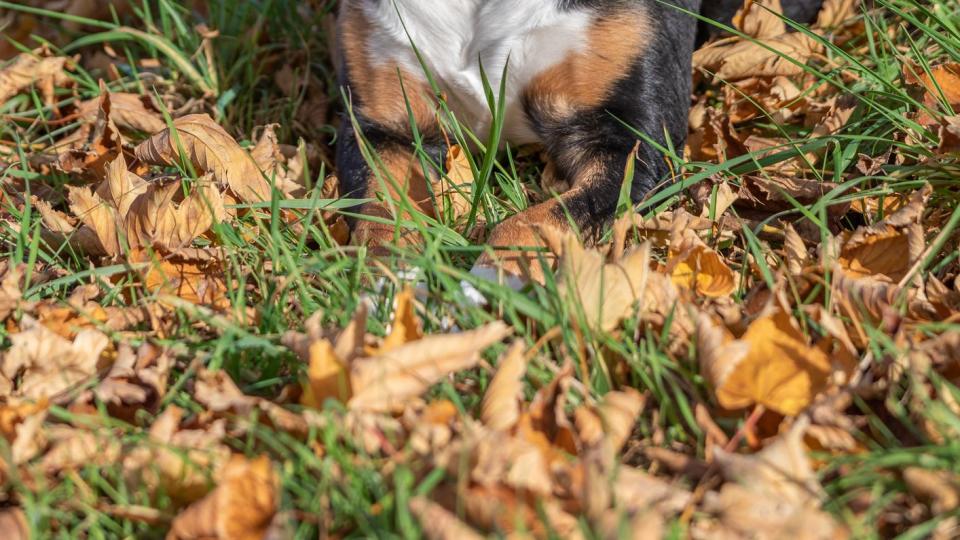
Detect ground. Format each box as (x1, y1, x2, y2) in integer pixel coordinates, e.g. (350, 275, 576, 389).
(1, 0, 960, 539)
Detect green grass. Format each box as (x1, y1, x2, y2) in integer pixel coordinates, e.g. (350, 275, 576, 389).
(2, 0, 960, 538)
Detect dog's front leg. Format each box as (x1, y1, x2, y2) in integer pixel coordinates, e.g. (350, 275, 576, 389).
(473, 1, 700, 285)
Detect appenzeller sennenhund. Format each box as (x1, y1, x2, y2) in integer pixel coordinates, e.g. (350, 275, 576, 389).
(336, 0, 823, 286)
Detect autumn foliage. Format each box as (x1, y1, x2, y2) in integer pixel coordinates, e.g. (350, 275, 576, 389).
(1, 0, 960, 538)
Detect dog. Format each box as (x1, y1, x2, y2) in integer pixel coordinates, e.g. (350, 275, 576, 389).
(335, 0, 823, 285)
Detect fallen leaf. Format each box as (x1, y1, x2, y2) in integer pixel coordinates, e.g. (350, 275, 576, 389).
(702, 420, 844, 539)
(409, 497, 484, 540)
(0, 508, 29, 540)
(698, 308, 833, 415)
(839, 186, 930, 283)
(349, 322, 511, 413)
(544, 228, 652, 332)
(480, 341, 527, 431)
(434, 144, 474, 220)
(134, 114, 271, 203)
(2, 316, 111, 401)
(377, 287, 423, 353)
(123, 406, 231, 505)
(903, 467, 960, 514)
(76, 90, 166, 134)
(0, 263, 24, 321)
(734, 0, 787, 40)
(575, 388, 644, 453)
(134, 249, 228, 307)
(0, 50, 71, 105)
(300, 338, 353, 407)
(669, 228, 737, 298)
(166, 454, 279, 540)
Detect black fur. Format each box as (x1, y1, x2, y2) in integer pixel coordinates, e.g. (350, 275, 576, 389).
(336, 0, 824, 245)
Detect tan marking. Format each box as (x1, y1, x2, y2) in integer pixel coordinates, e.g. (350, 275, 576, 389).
(477, 152, 619, 283)
(475, 197, 570, 284)
(338, 5, 437, 132)
(525, 9, 651, 117)
(352, 145, 437, 249)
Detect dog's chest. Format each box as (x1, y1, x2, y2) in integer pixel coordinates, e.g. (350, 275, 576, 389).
(362, 0, 592, 142)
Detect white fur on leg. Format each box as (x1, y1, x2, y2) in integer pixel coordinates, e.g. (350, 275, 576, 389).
(460, 264, 529, 307)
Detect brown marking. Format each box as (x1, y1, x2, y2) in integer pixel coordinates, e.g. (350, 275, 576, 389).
(338, 4, 437, 133)
(476, 152, 627, 283)
(474, 196, 570, 284)
(351, 145, 437, 250)
(525, 9, 651, 118)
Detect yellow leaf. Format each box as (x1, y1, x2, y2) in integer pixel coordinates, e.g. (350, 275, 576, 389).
(699, 310, 833, 416)
(377, 287, 423, 354)
(669, 231, 737, 298)
(434, 144, 475, 221)
(300, 339, 352, 408)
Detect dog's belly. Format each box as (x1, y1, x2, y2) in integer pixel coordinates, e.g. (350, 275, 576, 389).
(361, 0, 592, 143)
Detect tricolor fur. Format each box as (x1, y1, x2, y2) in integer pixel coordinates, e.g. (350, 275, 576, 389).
(336, 0, 822, 281)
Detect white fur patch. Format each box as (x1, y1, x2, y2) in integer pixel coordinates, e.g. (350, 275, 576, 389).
(360, 0, 592, 143)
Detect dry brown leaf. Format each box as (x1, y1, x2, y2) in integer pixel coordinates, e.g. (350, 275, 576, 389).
(575, 389, 644, 453)
(784, 223, 810, 275)
(2, 316, 111, 401)
(133, 249, 228, 307)
(611, 464, 693, 516)
(166, 454, 279, 540)
(0, 398, 49, 468)
(0, 50, 71, 105)
(839, 186, 929, 283)
(409, 497, 484, 540)
(57, 81, 123, 178)
(66, 184, 121, 256)
(694, 31, 822, 82)
(702, 420, 844, 539)
(815, 0, 859, 29)
(123, 175, 225, 253)
(903, 467, 960, 514)
(134, 114, 271, 203)
(349, 322, 511, 413)
(480, 341, 527, 431)
(84, 342, 172, 421)
(545, 228, 652, 332)
(123, 406, 231, 505)
(39, 425, 121, 475)
(698, 308, 833, 416)
(196, 369, 307, 436)
(0, 263, 24, 321)
(734, 0, 786, 40)
(77, 91, 166, 135)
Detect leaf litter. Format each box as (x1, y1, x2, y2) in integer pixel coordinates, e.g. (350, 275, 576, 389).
(0, 0, 959, 538)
